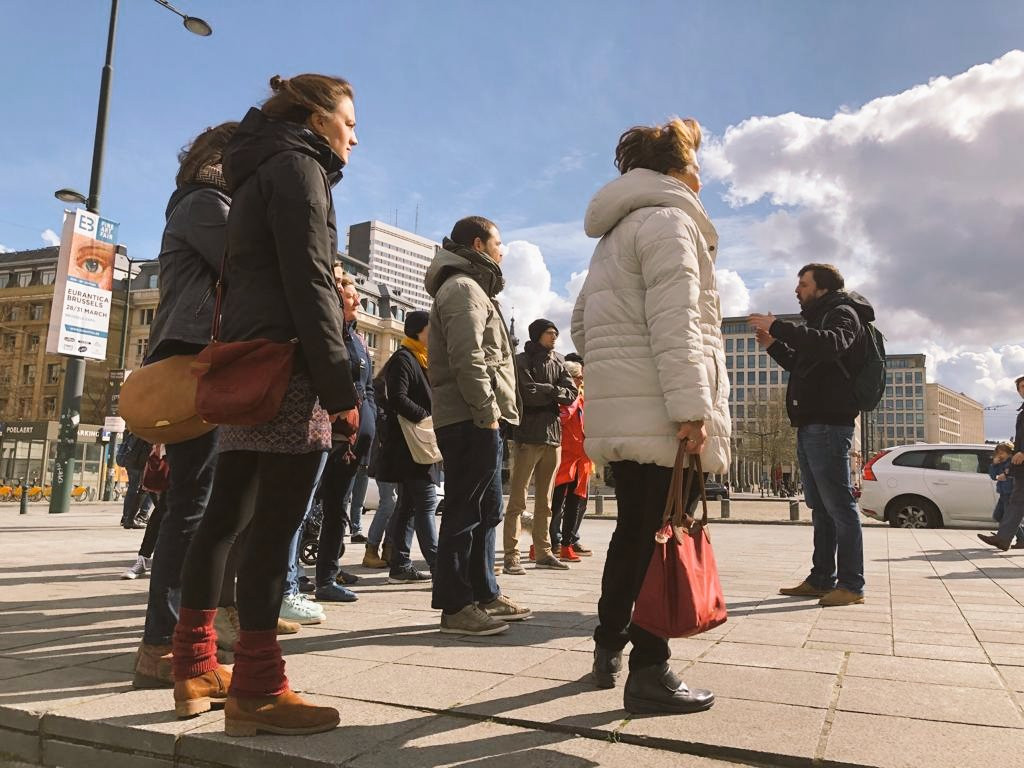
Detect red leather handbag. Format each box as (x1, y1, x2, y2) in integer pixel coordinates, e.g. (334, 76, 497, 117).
(631, 450, 728, 638)
(191, 255, 297, 426)
(141, 446, 170, 493)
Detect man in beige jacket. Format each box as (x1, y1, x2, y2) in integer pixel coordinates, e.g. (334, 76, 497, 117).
(426, 216, 529, 636)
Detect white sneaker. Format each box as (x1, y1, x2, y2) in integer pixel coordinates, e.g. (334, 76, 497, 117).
(280, 593, 325, 624)
(121, 555, 148, 580)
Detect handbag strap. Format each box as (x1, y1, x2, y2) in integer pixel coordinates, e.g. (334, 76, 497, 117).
(661, 445, 709, 529)
(209, 251, 227, 343)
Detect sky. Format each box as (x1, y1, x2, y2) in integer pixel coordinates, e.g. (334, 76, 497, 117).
(1, 0, 1022, 438)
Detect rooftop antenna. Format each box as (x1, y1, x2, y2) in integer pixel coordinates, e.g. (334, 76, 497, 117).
(414, 203, 419, 234)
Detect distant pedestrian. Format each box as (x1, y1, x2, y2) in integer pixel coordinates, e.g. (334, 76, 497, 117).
(549, 360, 592, 561)
(426, 216, 531, 635)
(504, 319, 578, 573)
(979, 377, 1024, 551)
(751, 263, 873, 607)
(572, 117, 728, 714)
(117, 432, 154, 529)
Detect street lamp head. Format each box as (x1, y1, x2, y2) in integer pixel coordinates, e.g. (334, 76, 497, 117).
(54, 188, 87, 205)
(183, 15, 212, 36)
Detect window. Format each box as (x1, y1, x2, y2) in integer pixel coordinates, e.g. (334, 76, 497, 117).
(916, 427, 925, 439)
(0, 274, 8, 288)
(9, 306, 20, 321)
(770, 371, 778, 385)
(148, 274, 158, 289)
(781, 371, 790, 383)
(735, 388, 745, 402)
(758, 371, 767, 385)
(886, 427, 895, 439)
(893, 451, 931, 468)
(364, 332, 378, 349)
(896, 399, 904, 410)
(139, 308, 155, 326)
(758, 354, 767, 368)
(759, 388, 768, 400)
(17, 272, 32, 287)
(895, 413, 904, 424)
(915, 371, 923, 383)
(30, 304, 44, 321)
(27, 335, 39, 351)
(747, 355, 756, 368)
(895, 372, 904, 384)
(915, 385, 923, 396)
(736, 355, 744, 369)
(933, 451, 982, 474)
(21, 365, 34, 385)
(725, 355, 733, 368)
(40, 271, 56, 286)
(915, 399, 924, 410)
(895, 386, 903, 396)
(916, 413, 924, 424)
(735, 405, 744, 418)
(43, 397, 56, 416)
(886, 372, 893, 384)
(2, 335, 14, 351)
(135, 337, 149, 363)
(47, 363, 61, 384)
(18, 398, 31, 417)
(725, 338, 734, 353)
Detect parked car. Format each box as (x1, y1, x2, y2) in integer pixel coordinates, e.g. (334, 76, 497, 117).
(859, 443, 998, 529)
(704, 481, 730, 501)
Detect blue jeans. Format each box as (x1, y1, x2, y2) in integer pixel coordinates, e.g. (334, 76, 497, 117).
(996, 477, 1024, 543)
(797, 424, 864, 595)
(143, 429, 218, 645)
(285, 451, 328, 597)
(347, 463, 369, 535)
(387, 476, 439, 574)
(431, 421, 502, 614)
(368, 481, 398, 547)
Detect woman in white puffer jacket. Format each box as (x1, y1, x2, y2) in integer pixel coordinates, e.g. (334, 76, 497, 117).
(570, 118, 730, 715)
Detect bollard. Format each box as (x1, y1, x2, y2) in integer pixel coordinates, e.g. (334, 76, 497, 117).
(789, 499, 800, 521)
(594, 494, 605, 516)
(19, 478, 28, 516)
(720, 498, 730, 519)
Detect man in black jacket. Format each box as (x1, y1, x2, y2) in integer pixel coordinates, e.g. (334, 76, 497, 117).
(979, 376, 1024, 550)
(750, 264, 871, 608)
(503, 319, 579, 574)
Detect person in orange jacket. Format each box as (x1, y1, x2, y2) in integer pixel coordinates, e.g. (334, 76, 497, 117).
(549, 358, 593, 561)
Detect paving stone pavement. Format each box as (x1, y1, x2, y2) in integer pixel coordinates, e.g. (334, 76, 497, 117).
(0, 506, 1022, 768)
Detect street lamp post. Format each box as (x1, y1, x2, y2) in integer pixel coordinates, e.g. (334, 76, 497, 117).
(48, 0, 211, 514)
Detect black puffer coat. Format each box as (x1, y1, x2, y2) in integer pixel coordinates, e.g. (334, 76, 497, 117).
(219, 107, 357, 414)
(375, 347, 435, 482)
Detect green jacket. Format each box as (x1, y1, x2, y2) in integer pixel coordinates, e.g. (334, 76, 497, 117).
(425, 239, 520, 430)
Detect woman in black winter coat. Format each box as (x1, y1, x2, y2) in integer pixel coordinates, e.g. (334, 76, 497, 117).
(377, 311, 440, 582)
(171, 74, 359, 737)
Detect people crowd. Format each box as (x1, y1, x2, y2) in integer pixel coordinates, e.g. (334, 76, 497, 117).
(102, 69, 986, 738)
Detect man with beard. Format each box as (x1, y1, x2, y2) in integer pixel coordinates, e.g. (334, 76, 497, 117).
(750, 263, 872, 608)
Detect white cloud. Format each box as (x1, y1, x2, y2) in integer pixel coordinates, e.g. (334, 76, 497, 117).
(715, 268, 750, 317)
(498, 239, 585, 353)
(0, 244, 11, 253)
(40, 229, 61, 247)
(702, 50, 1024, 437)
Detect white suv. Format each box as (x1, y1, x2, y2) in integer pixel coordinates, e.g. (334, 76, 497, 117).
(859, 443, 999, 529)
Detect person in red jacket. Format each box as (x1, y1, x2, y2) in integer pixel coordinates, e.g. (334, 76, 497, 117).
(549, 360, 593, 561)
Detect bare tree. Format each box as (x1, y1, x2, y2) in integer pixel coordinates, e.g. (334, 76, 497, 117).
(737, 390, 797, 493)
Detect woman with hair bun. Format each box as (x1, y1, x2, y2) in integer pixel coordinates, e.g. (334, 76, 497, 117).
(170, 73, 359, 736)
(571, 118, 730, 715)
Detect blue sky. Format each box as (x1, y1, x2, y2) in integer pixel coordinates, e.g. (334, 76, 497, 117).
(3, 0, 1023, 436)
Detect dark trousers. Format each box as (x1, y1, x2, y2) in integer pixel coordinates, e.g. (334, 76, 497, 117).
(996, 475, 1024, 543)
(143, 429, 218, 645)
(121, 468, 154, 525)
(315, 446, 360, 587)
(594, 460, 700, 671)
(137, 493, 167, 559)
(387, 476, 439, 574)
(550, 481, 586, 550)
(431, 421, 502, 614)
(179, 450, 325, 630)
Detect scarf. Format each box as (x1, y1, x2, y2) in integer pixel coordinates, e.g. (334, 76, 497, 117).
(401, 336, 428, 369)
(193, 163, 228, 192)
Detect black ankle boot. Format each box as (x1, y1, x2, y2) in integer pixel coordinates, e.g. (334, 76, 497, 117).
(592, 646, 622, 689)
(623, 662, 714, 714)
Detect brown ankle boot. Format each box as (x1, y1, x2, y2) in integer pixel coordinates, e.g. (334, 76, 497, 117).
(224, 689, 340, 736)
(362, 544, 388, 568)
(133, 643, 173, 689)
(174, 666, 232, 718)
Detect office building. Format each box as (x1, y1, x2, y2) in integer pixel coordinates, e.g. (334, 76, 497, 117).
(347, 221, 439, 310)
(925, 384, 985, 444)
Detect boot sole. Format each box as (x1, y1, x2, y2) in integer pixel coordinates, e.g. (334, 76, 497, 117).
(819, 598, 865, 607)
(175, 695, 227, 718)
(624, 694, 715, 715)
(224, 715, 340, 737)
(779, 590, 828, 598)
(439, 623, 509, 636)
(502, 568, 526, 575)
(282, 617, 323, 625)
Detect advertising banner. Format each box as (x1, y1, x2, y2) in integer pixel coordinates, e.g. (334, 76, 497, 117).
(46, 209, 118, 361)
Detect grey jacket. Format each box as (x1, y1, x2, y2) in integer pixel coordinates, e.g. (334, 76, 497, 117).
(426, 239, 520, 430)
(514, 341, 578, 445)
(147, 185, 229, 360)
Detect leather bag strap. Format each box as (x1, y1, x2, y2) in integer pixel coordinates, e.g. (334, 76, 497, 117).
(661, 445, 709, 530)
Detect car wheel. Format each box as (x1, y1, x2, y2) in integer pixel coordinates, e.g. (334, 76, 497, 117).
(888, 497, 942, 529)
(300, 540, 319, 566)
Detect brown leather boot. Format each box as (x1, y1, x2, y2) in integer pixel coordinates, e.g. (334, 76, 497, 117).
(276, 617, 301, 635)
(174, 666, 232, 718)
(362, 544, 388, 568)
(132, 643, 173, 689)
(224, 689, 340, 736)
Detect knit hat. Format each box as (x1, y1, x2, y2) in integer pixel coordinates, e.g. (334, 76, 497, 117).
(528, 318, 558, 343)
(565, 352, 583, 367)
(404, 310, 430, 339)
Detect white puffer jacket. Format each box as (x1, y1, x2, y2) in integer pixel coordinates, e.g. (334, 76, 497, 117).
(570, 169, 731, 473)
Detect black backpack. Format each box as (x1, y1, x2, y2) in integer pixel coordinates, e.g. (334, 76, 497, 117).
(117, 433, 153, 472)
(830, 307, 886, 412)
